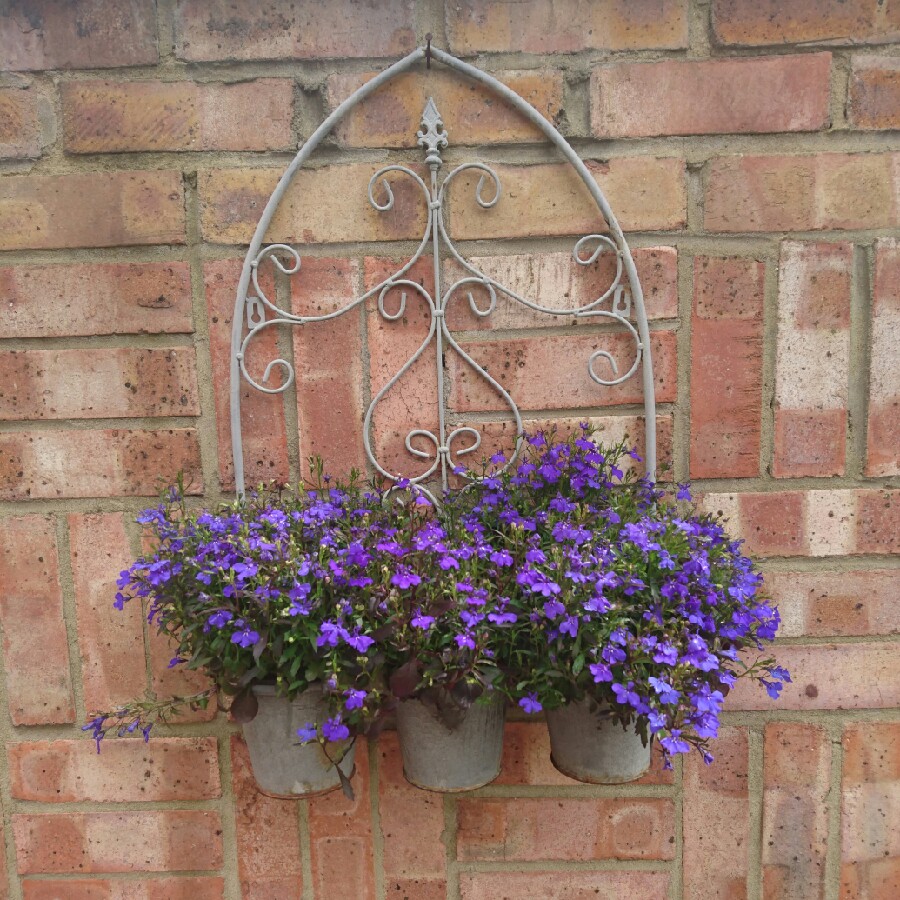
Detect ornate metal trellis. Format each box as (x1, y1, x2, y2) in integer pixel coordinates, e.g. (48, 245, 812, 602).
(230, 44, 656, 499)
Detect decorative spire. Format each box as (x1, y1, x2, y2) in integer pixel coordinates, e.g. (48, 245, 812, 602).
(417, 98, 448, 168)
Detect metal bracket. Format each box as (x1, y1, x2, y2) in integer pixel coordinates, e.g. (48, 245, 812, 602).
(229, 44, 657, 497)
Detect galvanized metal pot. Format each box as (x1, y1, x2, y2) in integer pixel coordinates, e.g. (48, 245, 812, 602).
(242, 684, 355, 798)
(396, 692, 505, 792)
(546, 699, 651, 784)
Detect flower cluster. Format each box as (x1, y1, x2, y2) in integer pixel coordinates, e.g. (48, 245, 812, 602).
(454, 425, 790, 765)
(90, 426, 788, 769)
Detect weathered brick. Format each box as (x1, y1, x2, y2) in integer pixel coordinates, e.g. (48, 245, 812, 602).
(0, 0, 158, 71)
(449, 331, 677, 412)
(727, 643, 900, 710)
(457, 797, 675, 861)
(205, 259, 289, 490)
(450, 158, 687, 240)
(0, 262, 193, 339)
(22, 877, 226, 900)
(701, 490, 900, 557)
(763, 723, 830, 897)
(767, 570, 900, 637)
(690, 256, 765, 479)
(69, 513, 145, 714)
(0, 172, 185, 251)
(849, 56, 900, 129)
(13, 811, 223, 874)
(445, 246, 678, 333)
(683, 727, 750, 900)
(328, 68, 564, 148)
(63, 80, 294, 153)
(231, 735, 303, 899)
(497, 721, 672, 786)
(471, 872, 671, 900)
(0, 87, 53, 159)
(592, 54, 831, 138)
(0, 348, 199, 421)
(842, 723, 900, 899)
(199, 166, 426, 246)
(867, 238, 900, 476)
(309, 739, 375, 900)
(774, 242, 852, 477)
(147, 626, 217, 725)
(0, 429, 202, 500)
(174, 0, 415, 62)
(705, 153, 900, 232)
(9, 738, 220, 802)
(712, 0, 900, 46)
(293, 258, 366, 480)
(0, 516, 74, 725)
(446, 0, 688, 53)
(378, 732, 446, 885)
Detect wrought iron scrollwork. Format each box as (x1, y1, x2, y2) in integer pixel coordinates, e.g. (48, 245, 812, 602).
(231, 45, 656, 495)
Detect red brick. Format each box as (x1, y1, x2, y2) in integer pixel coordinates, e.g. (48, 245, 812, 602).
(9, 738, 220, 802)
(497, 720, 672, 786)
(766, 570, 900, 637)
(842, 723, 900, 898)
(309, 739, 375, 900)
(867, 238, 900, 476)
(0, 0, 157, 71)
(0, 516, 74, 725)
(0, 87, 53, 159)
(712, 0, 900, 46)
(774, 242, 852, 477)
(705, 153, 900, 232)
(199, 166, 426, 246)
(13, 811, 223, 874)
(460, 871, 670, 900)
(727, 643, 900, 710)
(69, 513, 145, 713)
(0, 348, 199, 421)
(147, 626, 217, 725)
(231, 735, 303, 899)
(292, 258, 367, 480)
(0, 262, 193, 339)
(378, 732, 446, 883)
(22, 877, 226, 900)
(0, 428, 202, 501)
(364, 257, 439, 481)
(450, 158, 687, 239)
(205, 258, 289, 490)
(63, 80, 294, 153)
(446, 0, 688, 52)
(690, 256, 764, 479)
(849, 56, 900, 129)
(449, 330, 676, 413)
(328, 68, 564, 148)
(683, 727, 750, 900)
(174, 0, 415, 62)
(445, 246, 678, 333)
(457, 797, 675, 861)
(593, 54, 831, 138)
(856, 490, 900, 554)
(763, 723, 830, 897)
(0, 171, 185, 251)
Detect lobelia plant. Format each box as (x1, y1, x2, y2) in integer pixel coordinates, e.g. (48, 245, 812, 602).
(84, 468, 395, 767)
(455, 424, 790, 768)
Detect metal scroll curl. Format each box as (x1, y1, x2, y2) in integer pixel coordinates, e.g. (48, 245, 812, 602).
(230, 44, 657, 496)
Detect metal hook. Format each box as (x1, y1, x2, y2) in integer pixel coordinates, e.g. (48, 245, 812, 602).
(425, 33, 432, 69)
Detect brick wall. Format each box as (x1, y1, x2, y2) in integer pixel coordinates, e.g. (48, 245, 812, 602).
(0, 1, 897, 897)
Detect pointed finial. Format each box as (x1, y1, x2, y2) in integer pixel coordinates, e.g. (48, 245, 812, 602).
(417, 98, 448, 169)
